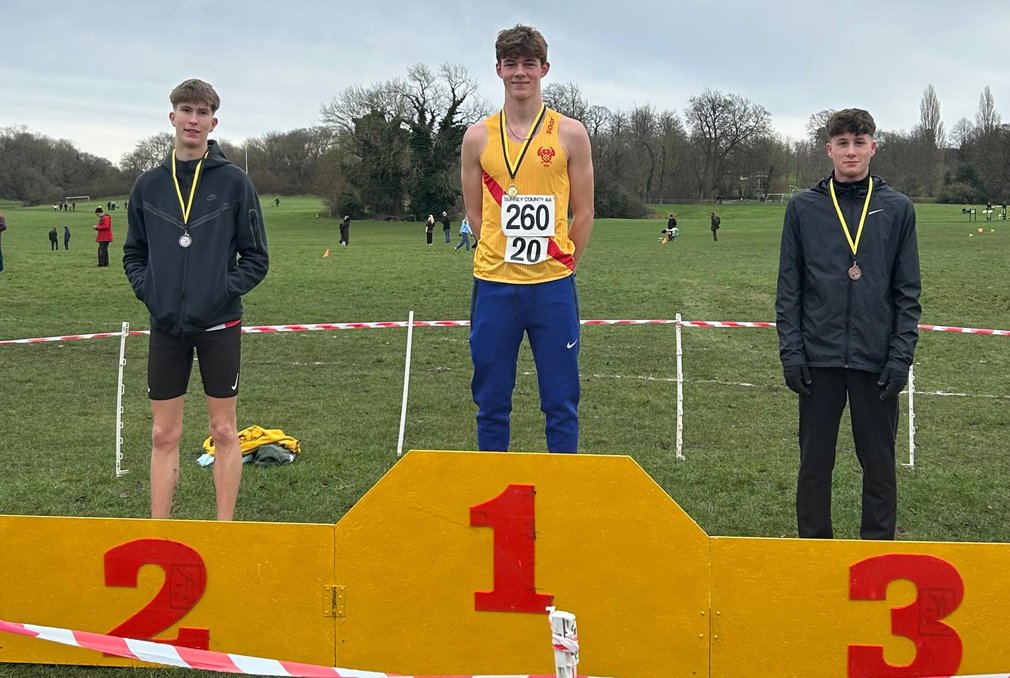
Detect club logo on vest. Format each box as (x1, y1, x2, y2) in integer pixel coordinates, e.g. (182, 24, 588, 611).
(538, 146, 556, 167)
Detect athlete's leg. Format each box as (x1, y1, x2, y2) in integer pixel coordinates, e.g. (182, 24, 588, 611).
(147, 329, 194, 518)
(150, 396, 184, 519)
(469, 279, 524, 451)
(206, 396, 241, 520)
(796, 367, 847, 538)
(527, 276, 581, 453)
(848, 369, 899, 540)
(195, 324, 243, 520)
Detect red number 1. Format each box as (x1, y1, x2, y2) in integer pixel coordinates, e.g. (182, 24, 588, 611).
(470, 484, 554, 613)
(848, 553, 964, 678)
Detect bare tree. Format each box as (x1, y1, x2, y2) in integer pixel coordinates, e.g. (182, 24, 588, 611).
(685, 90, 772, 196)
(119, 132, 175, 177)
(949, 117, 976, 150)
(319, 63, 486, 216)
(543, 82, 590, 121)
(805, 109, 835, 144)
(975, 85, 1001, 137)
(917, 84, 945, 149)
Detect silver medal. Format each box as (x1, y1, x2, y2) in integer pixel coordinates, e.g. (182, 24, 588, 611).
(179, 233, 192, 248)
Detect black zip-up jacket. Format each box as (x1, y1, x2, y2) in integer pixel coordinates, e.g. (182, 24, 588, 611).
(123, 141, 269, 336)
(775, 174, 921, 374)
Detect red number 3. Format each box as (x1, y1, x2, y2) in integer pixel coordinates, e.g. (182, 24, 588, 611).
(848, 553, 964, 678)
(104, 539, 209, 649)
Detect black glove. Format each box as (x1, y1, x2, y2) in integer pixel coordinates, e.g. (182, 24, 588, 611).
(877, 366, 908, 400)
(783, 364, 812, 396)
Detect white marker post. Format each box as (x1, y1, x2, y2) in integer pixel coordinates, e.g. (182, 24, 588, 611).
(904, 363, 916, 468)
(675, 313, 685, 460)
(114, 322, 129, 477)
(396, 311, 415, 457)
(547, 607, 579, 678)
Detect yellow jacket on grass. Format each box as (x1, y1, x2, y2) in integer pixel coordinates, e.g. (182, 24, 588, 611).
(201, 425, 301, 457)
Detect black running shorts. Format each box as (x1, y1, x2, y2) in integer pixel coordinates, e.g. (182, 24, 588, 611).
(147, 323, 242, 400)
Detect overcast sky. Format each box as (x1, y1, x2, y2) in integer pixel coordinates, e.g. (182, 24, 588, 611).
(3, 0, 1009, 166)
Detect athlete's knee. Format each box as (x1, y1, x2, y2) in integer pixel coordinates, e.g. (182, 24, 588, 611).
(207, 417, 238, 447)
(151, 421, 183, 449)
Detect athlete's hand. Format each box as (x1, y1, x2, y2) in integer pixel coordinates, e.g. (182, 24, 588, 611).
(877, 366, 908, 400)
(783, 364, 811, 396)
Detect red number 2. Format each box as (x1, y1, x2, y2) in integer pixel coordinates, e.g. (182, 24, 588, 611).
(104, 539, 209, 649)
(848, 553, 964, 678)
(470, 484, 554, 613)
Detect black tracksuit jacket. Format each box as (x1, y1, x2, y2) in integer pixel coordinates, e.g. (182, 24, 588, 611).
(775, 174, 921, 374)
(123, 141, 269, 336)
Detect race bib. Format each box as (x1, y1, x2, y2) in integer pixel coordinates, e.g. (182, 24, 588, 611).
(501, 194, 556, 237)
(504, 234, 550, 265)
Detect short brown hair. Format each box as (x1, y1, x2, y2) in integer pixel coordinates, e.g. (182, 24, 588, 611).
(495, 25, 548, 63)
(826, 108, 876, 138)
(170, 79, 220, 112)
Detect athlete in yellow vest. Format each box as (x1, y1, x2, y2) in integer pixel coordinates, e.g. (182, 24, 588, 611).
(460, 24, 594, 453)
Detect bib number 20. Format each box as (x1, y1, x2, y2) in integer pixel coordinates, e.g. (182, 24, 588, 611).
(507, 236, 549, 265)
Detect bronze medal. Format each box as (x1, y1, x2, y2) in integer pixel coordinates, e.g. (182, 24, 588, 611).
(848, 263, 862, 281)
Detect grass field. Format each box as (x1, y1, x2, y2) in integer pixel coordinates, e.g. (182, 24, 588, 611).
(0, 195, 1007, 675)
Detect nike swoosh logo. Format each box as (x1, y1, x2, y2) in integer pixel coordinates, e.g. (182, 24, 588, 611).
(231, 373, 240, 390)
(868, 209, 884, 216)
(566, 339, 579, 349)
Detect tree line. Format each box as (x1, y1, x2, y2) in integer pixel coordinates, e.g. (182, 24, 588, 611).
(4, 72, 1009, 216)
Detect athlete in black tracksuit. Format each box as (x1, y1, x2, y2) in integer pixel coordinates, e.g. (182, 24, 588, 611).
(776, 173, 921, 540)
(123, 140, 268, 336)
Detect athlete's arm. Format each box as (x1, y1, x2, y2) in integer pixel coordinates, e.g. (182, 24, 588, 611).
(562, 117, 594, 268)
(460, 123, 488, 240)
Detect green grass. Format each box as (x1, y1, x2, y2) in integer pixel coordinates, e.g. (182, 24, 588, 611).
(0, 196, 1008, 675)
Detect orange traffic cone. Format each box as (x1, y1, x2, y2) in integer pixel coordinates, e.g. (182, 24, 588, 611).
(323, 248, 330, 258)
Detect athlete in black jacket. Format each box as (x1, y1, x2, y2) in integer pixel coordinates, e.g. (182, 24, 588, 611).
(775, 108, 921, 540)
(123, 79, 268, 522)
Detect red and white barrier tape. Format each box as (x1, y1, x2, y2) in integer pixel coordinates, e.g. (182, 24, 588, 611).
(2, 319, 1008, 346)
(677, 320, 776, 329)
(0, 618, 607, 678)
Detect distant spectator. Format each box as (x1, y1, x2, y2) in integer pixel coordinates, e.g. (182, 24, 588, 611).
(339, 215, 351, 247)
(72, 201, 76, 212)
(710, 211, 721, 241)
(275, 197, 280, 207)
(94, 207, 113, 266)
(441, 211, 451, 243)
(63, 225, 71, 250)
(0, 210, 6, 273)
(455, 216, 472, 251)
(425, 214, 435, 245)
(49, 227, 59, 251)
(660, 214, 679, 244)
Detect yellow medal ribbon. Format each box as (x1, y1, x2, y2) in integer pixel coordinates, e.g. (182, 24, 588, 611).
(499, 104, 547, 186)
(829, 177, 874, 259)
(171, 148, 209, 225)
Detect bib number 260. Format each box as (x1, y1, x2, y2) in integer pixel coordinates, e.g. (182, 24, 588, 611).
(501, 194, 555, 266)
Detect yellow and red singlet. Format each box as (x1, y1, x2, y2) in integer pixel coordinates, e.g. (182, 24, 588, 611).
(474, 106, 574, 283)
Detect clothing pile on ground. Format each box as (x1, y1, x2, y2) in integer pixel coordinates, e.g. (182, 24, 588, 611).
(197, 425, 300, 466)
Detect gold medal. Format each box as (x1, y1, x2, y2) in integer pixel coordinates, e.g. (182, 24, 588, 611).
(848, 262, 862, 280)
(499, 105, 547, 200)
